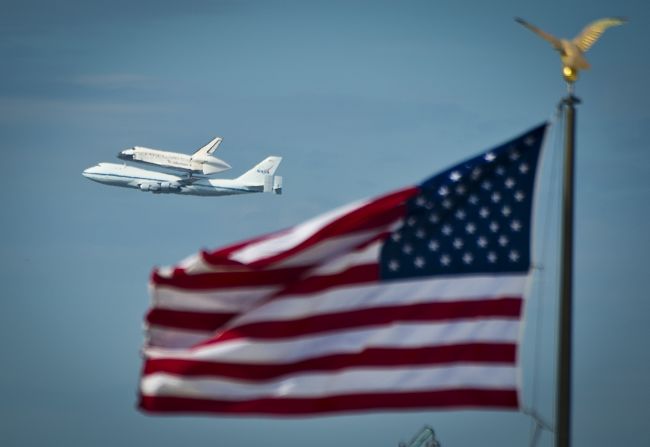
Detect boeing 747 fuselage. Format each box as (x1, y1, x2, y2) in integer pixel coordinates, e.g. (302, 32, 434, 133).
(83, 156, 282, 197)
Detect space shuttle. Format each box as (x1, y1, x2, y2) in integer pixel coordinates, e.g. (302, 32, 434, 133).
(117, 137, 232, 175)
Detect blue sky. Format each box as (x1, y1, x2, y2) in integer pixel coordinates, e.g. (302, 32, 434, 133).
(1, 1, 649, 445)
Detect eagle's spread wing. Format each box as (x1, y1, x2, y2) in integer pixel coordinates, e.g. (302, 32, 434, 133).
(573, 17, 626, 53)
(515, 17, 563, 50)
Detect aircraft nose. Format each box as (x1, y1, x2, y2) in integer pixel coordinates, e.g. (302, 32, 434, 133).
(82, 165, 99, 179)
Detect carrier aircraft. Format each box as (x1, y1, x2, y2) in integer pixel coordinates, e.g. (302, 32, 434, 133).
(83, 156, 283, 197)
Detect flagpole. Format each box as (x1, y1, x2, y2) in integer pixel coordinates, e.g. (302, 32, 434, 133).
(556, 86, 579, 447)
(513, 16, 625, 447)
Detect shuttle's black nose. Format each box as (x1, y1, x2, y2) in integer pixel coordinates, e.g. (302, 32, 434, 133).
(118, 149, 134, 161)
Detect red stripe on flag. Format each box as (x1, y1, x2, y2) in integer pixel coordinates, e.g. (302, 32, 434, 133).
(145, 309, 237, 332)
(278, 264, 380, 295)
(143, 343, 517, 380)
(202, 298, 522, 343)
(151, 266, 308, 289)
(139, 388, 519, 415)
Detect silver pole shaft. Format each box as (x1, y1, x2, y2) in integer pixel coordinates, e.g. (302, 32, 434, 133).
(556, 93, 579, 447)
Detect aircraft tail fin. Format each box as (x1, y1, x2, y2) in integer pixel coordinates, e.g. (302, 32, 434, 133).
(236, 156, 283, 185)
(192, 137, 223, 157)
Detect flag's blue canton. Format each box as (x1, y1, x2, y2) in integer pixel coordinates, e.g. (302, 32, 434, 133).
(380, 124, 546, 280)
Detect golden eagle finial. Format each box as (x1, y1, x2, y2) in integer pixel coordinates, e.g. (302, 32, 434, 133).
(515, 17, 626, 83)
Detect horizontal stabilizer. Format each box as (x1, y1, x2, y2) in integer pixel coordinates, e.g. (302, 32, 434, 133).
(273, 175, 283, 195)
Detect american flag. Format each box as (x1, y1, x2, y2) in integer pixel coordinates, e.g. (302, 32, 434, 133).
(139, 124, 547, 415)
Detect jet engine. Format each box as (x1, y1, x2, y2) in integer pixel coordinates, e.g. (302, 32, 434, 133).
(159, 182, 180, 192)
(139, 182, 180, 193)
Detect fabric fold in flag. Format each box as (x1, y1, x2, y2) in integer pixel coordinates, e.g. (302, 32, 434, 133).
(139, 123, 547, 416)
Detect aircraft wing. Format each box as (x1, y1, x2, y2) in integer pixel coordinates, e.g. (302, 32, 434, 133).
(177, 176, 202, 185)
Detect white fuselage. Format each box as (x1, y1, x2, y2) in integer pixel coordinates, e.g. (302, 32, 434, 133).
(118, 147, 231, 175)
(82, 163, 263, 196)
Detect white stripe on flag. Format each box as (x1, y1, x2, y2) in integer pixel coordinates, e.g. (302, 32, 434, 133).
(230, 199, 370, 264)
(274, 229, 387, 268)
(307, 239, 383, 276)
(151, 286, 280, 312)
(141, 364, 517, 400)
(147, 326, 217, 349)
(230, 274, 527, 326)
(145, 319, 520, 362)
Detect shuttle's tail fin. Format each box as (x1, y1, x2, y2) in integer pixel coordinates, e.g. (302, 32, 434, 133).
(236, 156, 283, 185)
(192, 137, 223, 157)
